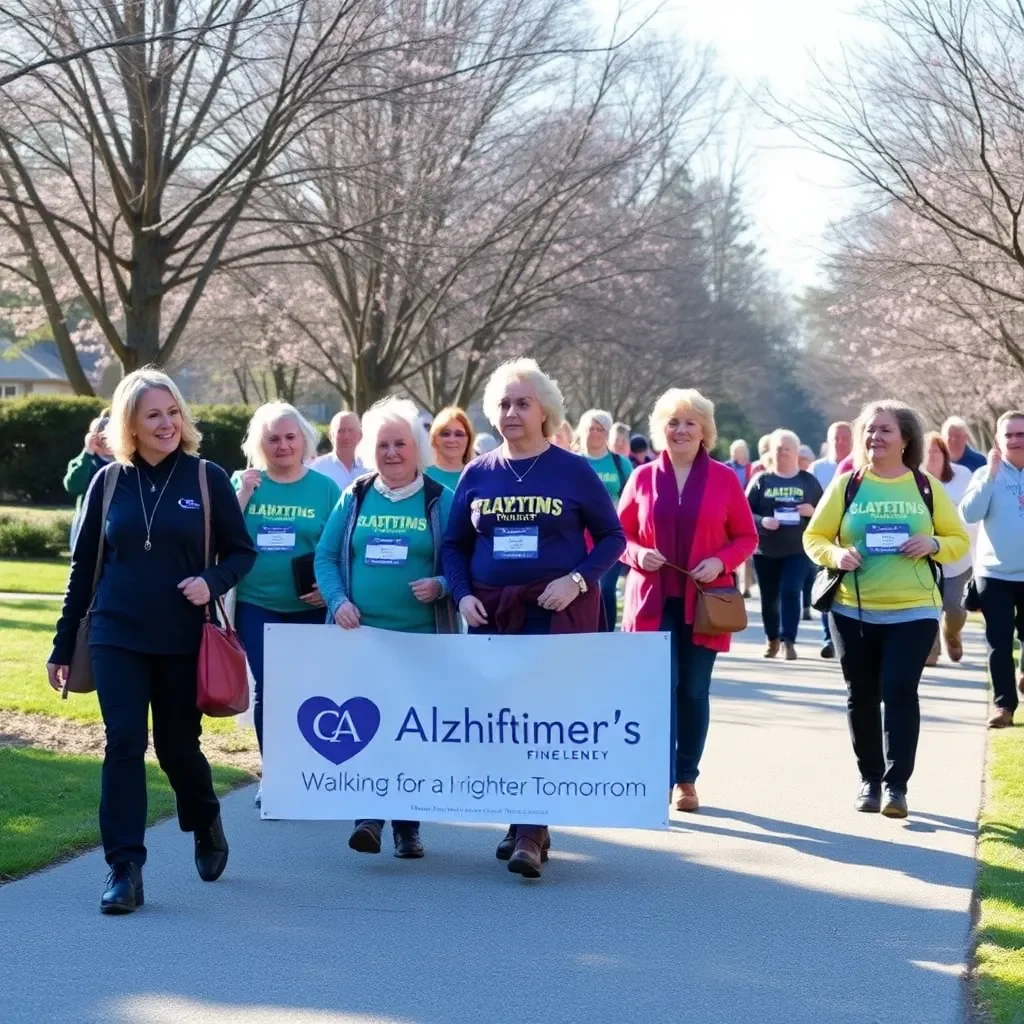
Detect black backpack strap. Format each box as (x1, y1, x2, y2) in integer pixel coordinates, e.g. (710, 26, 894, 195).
(911, 468, 935, 517)
(422, 473, 445, 513)
(613, 453, 629, 493)
(351, 473, 376, 516)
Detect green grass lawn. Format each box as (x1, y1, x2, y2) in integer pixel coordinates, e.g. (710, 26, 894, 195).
(0, 746, 250, 880)
(974, 726, 1024, 1023)
(0, 504, 74, 524)
(0, 558, 68, 594)
(0, 598, 243, 737)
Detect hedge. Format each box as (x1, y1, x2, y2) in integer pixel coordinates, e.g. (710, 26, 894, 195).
(0, 395, 258, 503)
(0, 513, 73, 558)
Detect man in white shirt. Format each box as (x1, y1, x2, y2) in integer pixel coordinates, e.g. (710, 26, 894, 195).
(810, 421, 853, 489)
(311, 411, 365, 490)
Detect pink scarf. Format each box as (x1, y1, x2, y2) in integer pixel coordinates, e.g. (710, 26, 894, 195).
(653, 446, 709, 594)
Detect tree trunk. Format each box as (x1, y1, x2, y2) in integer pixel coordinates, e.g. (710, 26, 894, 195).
(122, 234, 164, 370)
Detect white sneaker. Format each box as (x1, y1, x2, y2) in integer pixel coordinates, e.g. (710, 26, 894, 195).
(254, 782, 262, 809)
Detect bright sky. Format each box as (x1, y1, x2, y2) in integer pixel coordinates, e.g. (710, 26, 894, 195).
(588, 0, 872, 294)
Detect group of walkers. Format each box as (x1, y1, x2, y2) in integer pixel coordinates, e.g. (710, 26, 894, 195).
(47, 362, 1024, 912)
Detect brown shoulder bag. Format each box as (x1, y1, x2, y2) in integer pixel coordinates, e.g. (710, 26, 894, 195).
(666, 559, 748, 636)
(63, 464, 121, 698)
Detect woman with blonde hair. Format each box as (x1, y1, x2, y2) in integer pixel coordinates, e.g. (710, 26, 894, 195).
(746, 429, 823, 659)
(316, 397, 458, 860)
(805, 402, 969, 817)
(427, 406, 475, 490)
(232, 402, 341, 785)
(619, 388, 757, 813)
(443, 358, 625, 877)
(47, 368, 256, 914)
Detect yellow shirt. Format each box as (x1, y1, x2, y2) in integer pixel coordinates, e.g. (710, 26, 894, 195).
(803, 470, 969, 612)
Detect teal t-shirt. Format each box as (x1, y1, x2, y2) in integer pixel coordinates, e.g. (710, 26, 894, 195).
(587, 451, 629, 503)
(426, 465, 463, 491)
(233, 469, 341, 613)
(349, 488, 436, 633)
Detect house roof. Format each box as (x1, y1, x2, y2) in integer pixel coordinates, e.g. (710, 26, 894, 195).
(0, 339, 70, 382)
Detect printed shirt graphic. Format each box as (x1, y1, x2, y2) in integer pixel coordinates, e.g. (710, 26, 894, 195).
(448, 446, 621, 592)
(349, 488, 436, 633)
(746, 471, 823, 558)
(233, 470, 341, 613)
(805, 470, 969, 612)
(586, 451, 628, 503)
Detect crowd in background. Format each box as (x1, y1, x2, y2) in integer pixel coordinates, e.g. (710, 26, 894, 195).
(51, 363, 1024, 911)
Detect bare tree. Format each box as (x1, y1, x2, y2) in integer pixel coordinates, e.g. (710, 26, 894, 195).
(226, 3, 723, 412)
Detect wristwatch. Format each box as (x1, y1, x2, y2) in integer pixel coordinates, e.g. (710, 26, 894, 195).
(570, 571, 588, 594)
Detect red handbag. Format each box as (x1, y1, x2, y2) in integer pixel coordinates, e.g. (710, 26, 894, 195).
(196, 460, 250, 718)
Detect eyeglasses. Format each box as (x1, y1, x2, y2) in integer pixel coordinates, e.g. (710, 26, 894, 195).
(439, 429, 468, 439)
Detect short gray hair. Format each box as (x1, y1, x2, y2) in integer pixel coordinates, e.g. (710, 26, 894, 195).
(356, 397, 431, 471)
(481, 358, 565, 439)
(242, 402, 319, 470)
(941, 416, 971, 438)
(769, 428, 801, 453)
(575, 408, 613, 448)
(329, 410, 360, 439)
(729, 438, 749, 459)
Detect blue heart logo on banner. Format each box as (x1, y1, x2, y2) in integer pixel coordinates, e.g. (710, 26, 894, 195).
(296, 696, 380, 765)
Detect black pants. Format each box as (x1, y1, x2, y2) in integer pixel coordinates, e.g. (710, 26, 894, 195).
(753, 553, 806, 642)
(91, 645, 220, 866)
(976, 576, 1024, 712)
(830, 613, 937, 792)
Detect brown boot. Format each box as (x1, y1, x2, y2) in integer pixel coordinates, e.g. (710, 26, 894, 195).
(495, 826, 549, 862)
(987, 708, 1015, 729)
(942, 625, 963, 663)
(671, 783, 699, 812)
(507, 826, 547, 878)
(763, 639, 780, 659)
(784, 642, 798, 661)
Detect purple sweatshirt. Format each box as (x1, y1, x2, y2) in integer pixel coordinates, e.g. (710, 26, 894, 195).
(442, 445, 626, 603)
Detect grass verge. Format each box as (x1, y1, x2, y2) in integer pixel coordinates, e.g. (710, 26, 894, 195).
(0, 598, 248, 738)
(0, 558, 68, 594)
(0, 746, 251, 881)
(974, 725, 1024, 1023)
(0, 504, 74, 525)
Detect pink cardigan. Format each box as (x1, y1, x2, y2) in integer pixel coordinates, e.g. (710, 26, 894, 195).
(618, 456, 758, 652)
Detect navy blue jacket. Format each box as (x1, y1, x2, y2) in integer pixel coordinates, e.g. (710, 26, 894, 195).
(51, 451, 256, 663)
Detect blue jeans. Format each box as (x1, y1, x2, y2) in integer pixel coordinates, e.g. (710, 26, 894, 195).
(753, 553, 807, 643)
(599, 563, 623, 632)
(235, 601, 326, 752)
(661, 598, 718, 785)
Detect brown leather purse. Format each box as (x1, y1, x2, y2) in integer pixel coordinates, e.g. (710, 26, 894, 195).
(63, 464, 121, 698)
(667, 560, 748, 636)
(692, 581, 748, 635)
(195, 460, 250, 717)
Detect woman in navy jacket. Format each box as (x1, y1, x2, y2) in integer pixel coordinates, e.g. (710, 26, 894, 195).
(47, 369, 256, 915)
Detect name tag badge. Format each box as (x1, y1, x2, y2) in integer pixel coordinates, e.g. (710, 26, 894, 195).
(257, 524, 296, 551)
(364, 536, 409, 566)
(865, 523, 910, 554)
(493, 526, 539, 559)
(774, 505, 802, 526)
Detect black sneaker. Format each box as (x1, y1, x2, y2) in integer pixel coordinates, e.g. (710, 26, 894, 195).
(881, 786, 908, 819)
(393, 825, 425, 859)
(855, 781, 881, 813)
(820, 641, 835, 659)
(348, 820, 383, 854)
(100, 862, 143, 915)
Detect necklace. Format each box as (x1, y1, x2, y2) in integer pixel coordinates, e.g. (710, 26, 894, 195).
(507, 454, 542, 484)
(136, 452, 180, 551)
(138, 466, 158, 493)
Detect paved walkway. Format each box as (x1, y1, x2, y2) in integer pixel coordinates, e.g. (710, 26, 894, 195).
(0, 612, 989, 1024)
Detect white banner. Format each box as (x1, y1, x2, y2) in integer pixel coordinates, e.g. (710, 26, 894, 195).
(262, 625, 671, 829)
